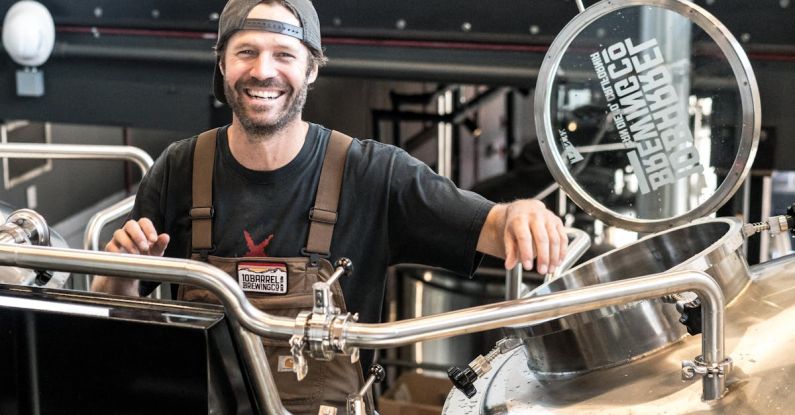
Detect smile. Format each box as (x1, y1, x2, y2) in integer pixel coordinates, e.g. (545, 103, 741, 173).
(245, 88, 285, 101)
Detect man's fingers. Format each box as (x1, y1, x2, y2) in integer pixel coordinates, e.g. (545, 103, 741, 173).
(138, 218, 159, 244)
(557, 221, 568, 265)
(150, 233, 170, 257)
(511, 218, 536, 271)
(527, 216, 548, 274)
(503, 229, 518, 270)
(122, 220, 150, 253)
(111, 229, 139, 255)
(545, 220, 561, 274)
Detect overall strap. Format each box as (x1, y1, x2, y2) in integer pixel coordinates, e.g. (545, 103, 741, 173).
(190, 128, 219, 259)
(302, 130, 353, 264)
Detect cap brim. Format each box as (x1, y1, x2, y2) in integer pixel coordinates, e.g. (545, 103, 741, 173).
(213, 62, 227, 105)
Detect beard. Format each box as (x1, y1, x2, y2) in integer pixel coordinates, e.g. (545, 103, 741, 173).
(224, 73, 310, 139)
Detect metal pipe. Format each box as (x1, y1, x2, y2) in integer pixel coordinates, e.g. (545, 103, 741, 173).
(0, 143, 154, 289)
(0, 143, 153, 177)
(82, 195, 136, 284)
(546, 228, 591, 283)
(0, 244, 726, 401)
(235, 324, 292, 415)
(506, 227, 591, 299)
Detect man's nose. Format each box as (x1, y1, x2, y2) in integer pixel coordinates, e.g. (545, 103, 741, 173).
(250, 54, 278, 80)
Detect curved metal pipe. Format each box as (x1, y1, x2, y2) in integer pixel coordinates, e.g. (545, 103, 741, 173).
(0, 143, 154, 176)
(545, 227, 591, 282)
(0, 243, 726, 402)
(506, 227, 591, 300)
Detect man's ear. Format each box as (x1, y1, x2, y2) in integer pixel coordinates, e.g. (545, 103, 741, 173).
(307, 63, 319, 84)
(219, 59, 225, 77)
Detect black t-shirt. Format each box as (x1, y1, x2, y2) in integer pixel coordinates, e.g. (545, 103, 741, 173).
(133, 122, 493, 329)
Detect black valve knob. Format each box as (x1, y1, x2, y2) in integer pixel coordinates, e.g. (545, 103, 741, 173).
(334, 257, 354, 276)
(448, 365, 478, 399)
(786, 204, 795, 236)
(679, 302, 702, 336)
(368, 364, 386, 384)
(34, 270, 53, 286)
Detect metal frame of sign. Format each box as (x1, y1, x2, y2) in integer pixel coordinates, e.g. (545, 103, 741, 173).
(535, 0, 760, 232)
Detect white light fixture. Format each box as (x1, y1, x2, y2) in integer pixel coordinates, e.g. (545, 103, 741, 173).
(2, 1, 55, 97)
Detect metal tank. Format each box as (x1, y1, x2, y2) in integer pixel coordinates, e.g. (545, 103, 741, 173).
(0, 203, 70, 288)
(443, 0, 795, 413)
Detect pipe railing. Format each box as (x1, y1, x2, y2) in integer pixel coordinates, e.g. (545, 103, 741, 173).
(0, 243, 727, 409)
(0, 143, 154, 288)
(0, 143, 153, 176)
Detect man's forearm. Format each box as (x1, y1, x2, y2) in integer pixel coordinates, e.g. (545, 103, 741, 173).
(91, 276, 141, 297)
(476, 204, 507, 258)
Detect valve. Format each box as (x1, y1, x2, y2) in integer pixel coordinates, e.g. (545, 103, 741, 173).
(347, 364, 385, 415)
(448, 337, 523, 399)
(448, 365, 479, 398)
(677, 297, 702, 336)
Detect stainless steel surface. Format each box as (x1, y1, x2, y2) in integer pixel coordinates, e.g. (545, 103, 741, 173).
(515, 217, 748, 375)
(534, 0, 760, 232)
(443, 254, 795, 414)
(760, 175, 773, 261)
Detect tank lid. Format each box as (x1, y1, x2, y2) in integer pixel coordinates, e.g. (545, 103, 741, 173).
(535, 0, 760, 232)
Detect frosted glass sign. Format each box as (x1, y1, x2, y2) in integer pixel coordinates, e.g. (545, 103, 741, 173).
(536, 0, 759, 232)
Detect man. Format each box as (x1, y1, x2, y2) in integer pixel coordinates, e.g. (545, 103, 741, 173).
(92, 0, 567, 413)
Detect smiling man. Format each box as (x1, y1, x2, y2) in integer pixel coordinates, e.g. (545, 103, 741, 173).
(91, 0, 567, 413)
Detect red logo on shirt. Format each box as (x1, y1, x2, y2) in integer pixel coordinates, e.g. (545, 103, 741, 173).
(244, 230, 274, 257)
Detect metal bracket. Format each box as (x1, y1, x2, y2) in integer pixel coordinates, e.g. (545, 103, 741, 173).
(682, 355, 733, 381)
(290, 311, 312, 381)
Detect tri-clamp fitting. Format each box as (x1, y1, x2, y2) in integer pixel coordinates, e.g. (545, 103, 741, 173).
(682, 354, 734, 396)
(289, 258, 361, 381)
(741, 204, 795, 238)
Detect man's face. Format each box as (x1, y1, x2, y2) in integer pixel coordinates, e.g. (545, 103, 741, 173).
(221, 3, 318, 137)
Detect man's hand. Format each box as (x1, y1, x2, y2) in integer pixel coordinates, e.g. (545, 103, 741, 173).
(91, 218, 170, 295)
(105, 218, 170, 256)
(477, 200, 568, 274)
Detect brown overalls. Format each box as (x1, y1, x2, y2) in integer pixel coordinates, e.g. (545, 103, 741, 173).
(178, 128, 373, 415)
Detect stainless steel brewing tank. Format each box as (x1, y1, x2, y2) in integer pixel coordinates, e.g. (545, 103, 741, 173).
(0, 202, 70, 288)
(443, 254, 795, 414)
(513, 217, 750, 375)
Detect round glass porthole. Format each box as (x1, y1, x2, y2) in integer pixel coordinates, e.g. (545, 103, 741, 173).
(535, 0, 760, 232)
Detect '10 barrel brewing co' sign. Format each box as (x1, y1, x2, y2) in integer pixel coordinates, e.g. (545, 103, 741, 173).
(584, 37, 704, 194)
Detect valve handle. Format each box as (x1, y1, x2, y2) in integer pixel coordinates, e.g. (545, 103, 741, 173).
(678, 301, 702, 336)
(368, 364, 386, 384)
(447, 366, 478, 399)
(334, 257, 354, 276)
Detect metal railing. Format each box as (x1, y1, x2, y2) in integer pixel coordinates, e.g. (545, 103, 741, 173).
(0, 143, 154, 288)
(0, 242, 728, 413)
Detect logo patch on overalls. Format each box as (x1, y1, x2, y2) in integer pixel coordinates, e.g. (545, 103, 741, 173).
(237, 262, 287, 294)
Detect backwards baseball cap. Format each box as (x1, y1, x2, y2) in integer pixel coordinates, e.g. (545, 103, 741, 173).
(213, 0, 323, 104)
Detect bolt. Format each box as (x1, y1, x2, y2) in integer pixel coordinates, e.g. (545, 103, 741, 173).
(93, 7, 103, 18)
(151, 9, 160, 19)
(396, 19, 407, 30)
(333, 17, 342, 26)
(462, 22, 472, 32)
(529, 25, 540, 35)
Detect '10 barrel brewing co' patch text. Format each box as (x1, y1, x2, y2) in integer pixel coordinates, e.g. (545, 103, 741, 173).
(237, 262, 287, 294)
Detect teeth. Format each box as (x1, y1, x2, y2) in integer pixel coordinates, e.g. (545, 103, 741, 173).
(247, 89, 282, 100)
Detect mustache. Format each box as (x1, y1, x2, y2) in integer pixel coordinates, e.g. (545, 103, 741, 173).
(235, 78, 292, 91)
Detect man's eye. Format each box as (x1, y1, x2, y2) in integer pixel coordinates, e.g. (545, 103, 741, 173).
(276, 52, 295, 59)
(237, 50, 255, 56)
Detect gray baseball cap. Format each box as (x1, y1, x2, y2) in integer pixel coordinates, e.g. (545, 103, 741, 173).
(213, 0, 322, 104)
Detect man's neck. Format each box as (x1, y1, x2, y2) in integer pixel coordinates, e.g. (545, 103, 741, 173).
(227, 119, 308, 171)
